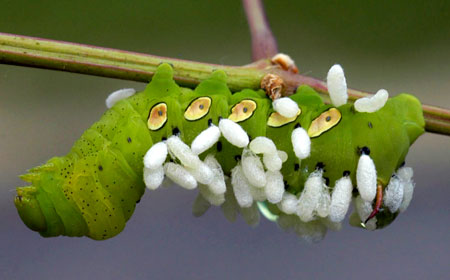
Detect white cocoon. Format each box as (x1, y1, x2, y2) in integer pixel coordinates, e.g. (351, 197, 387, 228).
(191, 125, 221, 155)
(329, 176, 353, 222)
(326, 64, 348, 107)
(241, 148, 266, 188)
(219, 118, 249, 148)
(186, 162, 214, 185)
(265, 171, 285, 203)
(263, 153, 282, 171)
(278, 192, 298, 214)
(143, 142, 168, 169)
(398, 166, 415, 212)
(354, 195, 377, 231)
(199, 184, 225, 206)
(167, 135, 202, 168)
(192, 193, 211, 217)
(249, 136, 277, 155)
(317, 185, 331, 218)
(397, 166, 414, 181)
(291, 127, 311, 160)
(383, 176, 404, 213)
(143, 166, 164, 190)
(163, 162, 197, 190)
(297, 171, 323, 222)
(231, 165, 253, 208)
(105, 88, 136, 108)
(356, 154, 377, 202)
(354, 89, 389, 113)
(240, 202, 260, 227)
(277, 150, 288, 162)
(203, 155, 227, 195)
(272, 97, 300, 118)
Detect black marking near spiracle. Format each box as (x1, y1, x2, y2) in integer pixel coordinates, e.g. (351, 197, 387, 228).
(315, 162, 325, 170)
(217, 141, 222, 152)
(208, 119, 213, 126)
(127, 137, 132, 143)
(161, 137, 167, 141)
(324, 177, 330, 186)
(136, 199, 141, 204)
(343, 170, 350, 176)
(400, 161, 405, 167)
(368, 121, 373, 128)
(360, 146, 371, 155)
(294, 164, 300, 171)
(98, 165, 103, 171)
(284, 181, 289, 190)
(172, 127, 180, 135)
(234, 155, 242, 162)
(294, 123, 301, 128)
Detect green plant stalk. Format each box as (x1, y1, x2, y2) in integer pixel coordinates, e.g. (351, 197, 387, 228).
(1, 32, 449, 136)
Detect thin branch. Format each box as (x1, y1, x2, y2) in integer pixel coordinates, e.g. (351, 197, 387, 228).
(242, 0, 278, 61)
(0, 32, 449, 136)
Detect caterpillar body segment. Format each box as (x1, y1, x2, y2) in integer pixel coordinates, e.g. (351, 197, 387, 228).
(15, 63, 425, 240)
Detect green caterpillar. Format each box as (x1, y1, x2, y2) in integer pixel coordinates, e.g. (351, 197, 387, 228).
(14, 63, 425, 240)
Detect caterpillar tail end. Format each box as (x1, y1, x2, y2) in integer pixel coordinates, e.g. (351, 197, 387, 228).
(14, 186, 47, 233)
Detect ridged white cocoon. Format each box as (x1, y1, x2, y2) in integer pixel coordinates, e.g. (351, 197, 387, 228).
(240, 202, 260, 226)
(263, 153, 282, 171)
(249, 185, 267, 201)
(278, 193, 298, 214)
(272, 97, 299, 118)
(356, 154, 377, 202)
(241, 148, 266, 188)
(265, 171, 285, 203)
(397, 166, 413, 181)
(278, 150, 288, 162)
(186, 162, 214, 185)
(191, 125, 221, 155)
(105, 88, 136, 108)
(327, 64, 348, 107)
(203, 155, 226, 195)
(354, 195, 377, 231)
(221, 182, 239, 222)
(295, 220, 327, 243)
(219, 119, 249, 148)
(354, 89, 389, 113)
(192, 193, 211, 217)
(231, 165, 253, 208)
(163, 162, 197, 190)
(143, 142, 168, 170)
(297, 171, 323, 222)
(384, 176, 404, 213)
(329, 176, 353, 222)
(143, 166, 164, 190)
(291, 127, 311, 160)
(199, 184, 225, 206)
(398, 167, 415, 212)
(317, 185, 331, 218)
(167, 136, 202, 169)
(249, 136, 277, 154)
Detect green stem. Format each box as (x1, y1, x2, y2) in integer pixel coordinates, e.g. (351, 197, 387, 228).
(0, 32, 449, 136)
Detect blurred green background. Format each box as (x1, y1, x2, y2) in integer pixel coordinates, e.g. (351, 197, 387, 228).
(1, 1, 449, 279)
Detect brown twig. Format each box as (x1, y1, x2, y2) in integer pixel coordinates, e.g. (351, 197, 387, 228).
(0, 32, 449, 136)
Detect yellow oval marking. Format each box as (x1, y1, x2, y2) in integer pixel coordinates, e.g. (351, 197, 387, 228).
(267, 108, 301, 127)
(307, 108, 342, 137)
(148, 103, 167, 131)
(184, 97, 211, 121)
(228, 100, 257, 123)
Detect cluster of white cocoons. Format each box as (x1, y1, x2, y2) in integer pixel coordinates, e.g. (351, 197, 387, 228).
(272, 97, 299, 118)
(384, 166, 415, 213)
(327, 64, 348, 107)
(354, 89, 389, 113)
(105, 88, 136, 108)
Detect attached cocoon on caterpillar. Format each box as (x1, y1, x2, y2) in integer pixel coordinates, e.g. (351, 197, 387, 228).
(15, 62, 425, 241)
